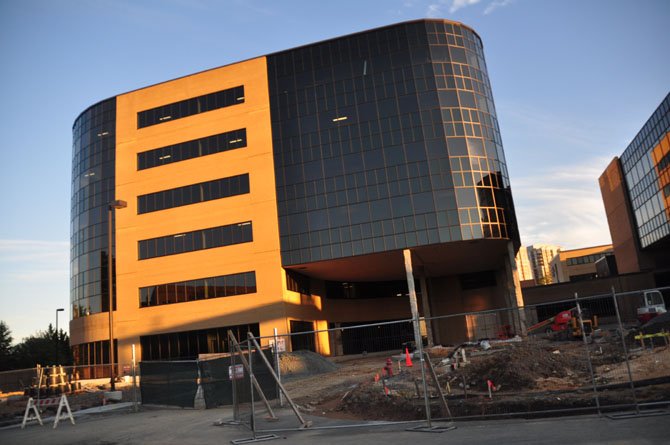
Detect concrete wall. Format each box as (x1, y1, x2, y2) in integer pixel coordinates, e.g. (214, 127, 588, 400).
(522, 272, 656, 306)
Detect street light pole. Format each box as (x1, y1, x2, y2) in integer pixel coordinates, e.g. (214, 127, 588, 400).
(55, 308, 64, 365)
(107, 199, 127, 391)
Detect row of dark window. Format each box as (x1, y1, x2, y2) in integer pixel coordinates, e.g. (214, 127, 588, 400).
(137, 85, 244, 128)
(620, 93, 669, 172)
(140, 323, 260, 361)
(72, 339, 117, 367)
(138, 221, 252, 260)
(137, 128, 247, 170)
(140, 271, 256, 308)
(137, 174, 250, 214)
(657, 150, 670, 172)
(567, 253, 607, 266)
(325, 280, 408, 299)
(286, 270, 311, 295)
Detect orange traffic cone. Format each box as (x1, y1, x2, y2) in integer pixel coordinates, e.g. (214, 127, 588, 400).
(405, 347, 413, 367)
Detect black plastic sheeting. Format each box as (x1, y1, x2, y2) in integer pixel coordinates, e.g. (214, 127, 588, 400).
(140, 361, 199, 408)
(200, 350, 276, 408)
(140, 350, 276, 409)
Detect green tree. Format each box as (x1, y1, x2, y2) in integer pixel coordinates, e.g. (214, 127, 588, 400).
(12, 324, 73, 369)
(0, 321, 14, 371)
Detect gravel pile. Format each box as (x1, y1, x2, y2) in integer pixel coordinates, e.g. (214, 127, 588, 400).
(279, 350, 338, 379)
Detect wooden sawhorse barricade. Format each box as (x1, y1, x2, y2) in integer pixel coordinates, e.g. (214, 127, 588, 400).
(21, 394, 75, 429)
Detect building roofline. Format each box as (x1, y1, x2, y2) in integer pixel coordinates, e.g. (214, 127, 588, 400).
(559, 244, 613, 254)
(73, 18, 479, 128)
(620, 91, 670, 159)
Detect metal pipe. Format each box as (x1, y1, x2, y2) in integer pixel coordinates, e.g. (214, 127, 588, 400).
(131, 344, 138, 412)
(574, 292, 601, 416)
(107, 199, 126, 391)
(55, 308, 64, 365)
(107, 206, 115, 390)
(249, 339, 256, 440)
(246, 333, 310, 427)
(273, 328, 284, 407)
(403, 249, 432, 428)
(611, 286, 640, 414)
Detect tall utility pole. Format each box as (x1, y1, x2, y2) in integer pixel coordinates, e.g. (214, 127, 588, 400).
(107, 200, 127, 391)
(55, 308, 64, 365)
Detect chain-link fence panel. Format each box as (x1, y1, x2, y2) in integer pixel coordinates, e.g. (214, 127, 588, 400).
(429, 303, 599, 419)
(609, 288, 670, 411)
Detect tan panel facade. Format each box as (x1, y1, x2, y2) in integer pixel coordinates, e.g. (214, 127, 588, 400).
(75, 57, 322, 366)
(652, 132, 670, 218)
(550, 244, 613, 283)
(599, 158, 651, 274)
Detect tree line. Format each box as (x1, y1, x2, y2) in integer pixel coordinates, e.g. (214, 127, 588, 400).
(0, 321, 73, 371)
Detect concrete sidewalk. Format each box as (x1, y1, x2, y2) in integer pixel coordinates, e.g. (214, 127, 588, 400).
(1, 405, 668, 444)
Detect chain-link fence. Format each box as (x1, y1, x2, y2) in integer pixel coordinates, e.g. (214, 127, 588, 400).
(3, 287, 667, 433)
(225, 286, 669, 439)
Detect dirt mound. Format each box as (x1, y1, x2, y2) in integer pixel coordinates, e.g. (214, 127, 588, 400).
(337, 382, 428, 421)
(280, 350, 338, 380)
(454, 343, 587, 391)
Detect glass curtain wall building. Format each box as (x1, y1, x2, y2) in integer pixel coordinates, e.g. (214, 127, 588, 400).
(619, 93, 670, 249)
(269, 21, 517, 267)
(600, 93, 670, 280)
(71, 98, 116, 318)
(70, 20, 523, 370)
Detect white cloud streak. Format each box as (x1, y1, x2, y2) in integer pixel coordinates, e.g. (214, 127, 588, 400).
(484, 0, 513, 15)
(425, 0, 513, 17)
(0, 239, 69, 343)
(427, 0, 481, 17)
(450, 0, 481, 13)
(511, 159, 613, 249)
(0, 239, 68, 281)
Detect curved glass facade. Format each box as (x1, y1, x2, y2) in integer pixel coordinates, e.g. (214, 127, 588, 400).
(268, 20, 518, 266)
(70, 98, 116, 318)
(620, 93, 670, 248)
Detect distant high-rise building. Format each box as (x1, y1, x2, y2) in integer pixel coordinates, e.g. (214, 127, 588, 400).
(528, 244, 561, 285)
(599, 93, 670, 284)
(515, 246, 534, 282)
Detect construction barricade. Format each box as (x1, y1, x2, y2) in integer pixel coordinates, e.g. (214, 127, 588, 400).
(21, 394, 75, 429)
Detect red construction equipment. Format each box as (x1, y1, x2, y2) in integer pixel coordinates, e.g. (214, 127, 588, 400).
(527, 307, 598, 339)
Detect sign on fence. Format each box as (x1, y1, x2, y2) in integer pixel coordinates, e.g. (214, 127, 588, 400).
(269, 337, 286, 352)
(228, 364, 244, 380)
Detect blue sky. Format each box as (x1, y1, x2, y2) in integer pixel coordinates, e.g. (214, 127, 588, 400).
(0, 0, 668, 342)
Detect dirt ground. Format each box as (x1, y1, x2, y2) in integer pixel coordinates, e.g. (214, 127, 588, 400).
(3, 332, 668, 425)
(281, 336, 670, 422)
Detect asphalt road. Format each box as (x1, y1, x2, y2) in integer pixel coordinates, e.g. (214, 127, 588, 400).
(1, 404, 668, 444)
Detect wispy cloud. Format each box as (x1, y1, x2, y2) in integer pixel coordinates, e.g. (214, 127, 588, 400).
(484, 0, 513, 15)
(427, 0, 481, 16)
(425, 0, 513, 17)
(498, 102, 611, 151)
(0, 239, 68, 277)
(511, 159, 613, 249)
(451, 0, 482, 13)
